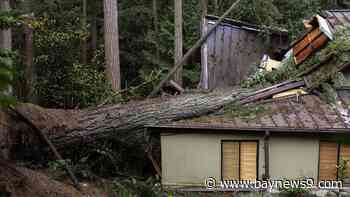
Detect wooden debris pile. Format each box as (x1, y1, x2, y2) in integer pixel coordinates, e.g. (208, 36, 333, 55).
(241, 19, 350, 103)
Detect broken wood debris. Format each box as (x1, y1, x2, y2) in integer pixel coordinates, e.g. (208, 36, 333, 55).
(238, 81, 306, 105)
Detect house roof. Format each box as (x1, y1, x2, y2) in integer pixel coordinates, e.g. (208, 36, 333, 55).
(324, 10, 350, 28)
(205, 15, 288, 36)
(149, 10, 350, 134)
(149, 94, 350, 134)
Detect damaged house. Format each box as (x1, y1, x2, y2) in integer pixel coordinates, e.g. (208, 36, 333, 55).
(149, 10, 350, 188)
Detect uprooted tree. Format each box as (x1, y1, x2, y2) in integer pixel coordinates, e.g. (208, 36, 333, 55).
(2, 17, 350, 197)
(3, 23, 350, 161)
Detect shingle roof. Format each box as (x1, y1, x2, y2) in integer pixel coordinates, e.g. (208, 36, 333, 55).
(150, 94, 350, 133)
(324, 10, 350, 28)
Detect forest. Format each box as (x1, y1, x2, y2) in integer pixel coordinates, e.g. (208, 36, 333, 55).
(1, 0, 350, 196)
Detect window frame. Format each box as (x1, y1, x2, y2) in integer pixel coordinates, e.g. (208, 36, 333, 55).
(221, 140, 259, 181)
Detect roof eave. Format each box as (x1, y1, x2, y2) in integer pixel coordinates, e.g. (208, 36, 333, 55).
(148, 124, 350, 134)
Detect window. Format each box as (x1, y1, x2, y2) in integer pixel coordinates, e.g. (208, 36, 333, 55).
(319, 141, 350, 180)
(221, 141, 258, 180)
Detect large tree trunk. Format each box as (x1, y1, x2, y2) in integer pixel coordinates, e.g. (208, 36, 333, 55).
(1, 89, 246, 157)
(0, 0, 11, 50)
(173, 0, 183, 87)
(80, 0, 88, 65)
(24, 25, 34, 103)
(153, 0, 160, 62)
(90, 7, 97, 62)
(0, 0, 12, 96)
(103, 0, 121, 91)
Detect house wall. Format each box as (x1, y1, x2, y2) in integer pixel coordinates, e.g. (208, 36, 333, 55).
(161, 133, 265, 186)
(199, 18, 289, 90)
(161, 132, 321, 187)
(269, 136, 319, 181)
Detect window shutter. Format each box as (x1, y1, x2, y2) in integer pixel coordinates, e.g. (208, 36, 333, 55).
(319, 141, 338, 180)
(240, 141, 257, 180)
(222, 141, 239, 180)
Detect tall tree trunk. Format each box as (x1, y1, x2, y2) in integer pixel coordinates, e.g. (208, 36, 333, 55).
(214, 0, 219, 15)
(152, 0, 160, 62)
(0, 0, 12, 96)
(24, 25, 34, 102)
(80, 0, 88, 65)
(22, 0, 35, 103)
(103, 0, 121, 91)
(90, 8, 97, 62)
(199, 0, 208, 89)
(200, 0, 208, 36)
(174, 0, 183, 87)
(0, 0, 11, 50)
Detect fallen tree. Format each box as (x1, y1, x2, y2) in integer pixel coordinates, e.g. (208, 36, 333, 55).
(2, 16, 350, 197)
(1, 89, 249, 156)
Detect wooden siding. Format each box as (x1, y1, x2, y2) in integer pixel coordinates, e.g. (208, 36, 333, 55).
(319, 141, 338, 180)
(200, 18, 288, 90)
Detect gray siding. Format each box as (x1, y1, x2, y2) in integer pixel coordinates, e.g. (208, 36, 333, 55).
(200, 17, 288, 89)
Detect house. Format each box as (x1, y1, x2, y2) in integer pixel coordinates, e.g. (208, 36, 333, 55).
(149, 10, 350, 189)
(149, 93, 350, 186)
(199, 15, 289, 90)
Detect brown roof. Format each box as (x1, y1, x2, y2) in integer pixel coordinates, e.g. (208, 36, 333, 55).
(324, 10, 350, 28)
(149, 94, 350, 133)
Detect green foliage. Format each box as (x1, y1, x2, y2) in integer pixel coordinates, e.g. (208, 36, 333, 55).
(274, 0, 322, 40)
(32, 9, 104, 108)
(301, 26, 350, 91)
(112, 178, 162, 197)
(66, 63, 120, 108)
(241, 55, 297, 88)
(337, 157, 350, 181)
(0, 11, 23, 29)
(280, 187, 312, 197)
(242, 26, 350, 104)
(231, 0, 282, 27)
(11, 0, 348, 108)
(0, 49, 16, 106)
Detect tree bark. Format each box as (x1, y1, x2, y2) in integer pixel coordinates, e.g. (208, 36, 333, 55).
(201, 0, 208, 24)
(80, 0, 88, 65)
(0, 0, 12, 96)
(90, 8, 97, 62)
(174, 0, 183, 87)
(103, 0, 121, 91)
(152, 0, 160, 62)
(24, 25, 34, 102)
(214, 0, 219, 15)
(1, 89, 247, 156)
(1, 80, 312, 159)
(199, 0, 208, 89)
(0, 0, 11, 50)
